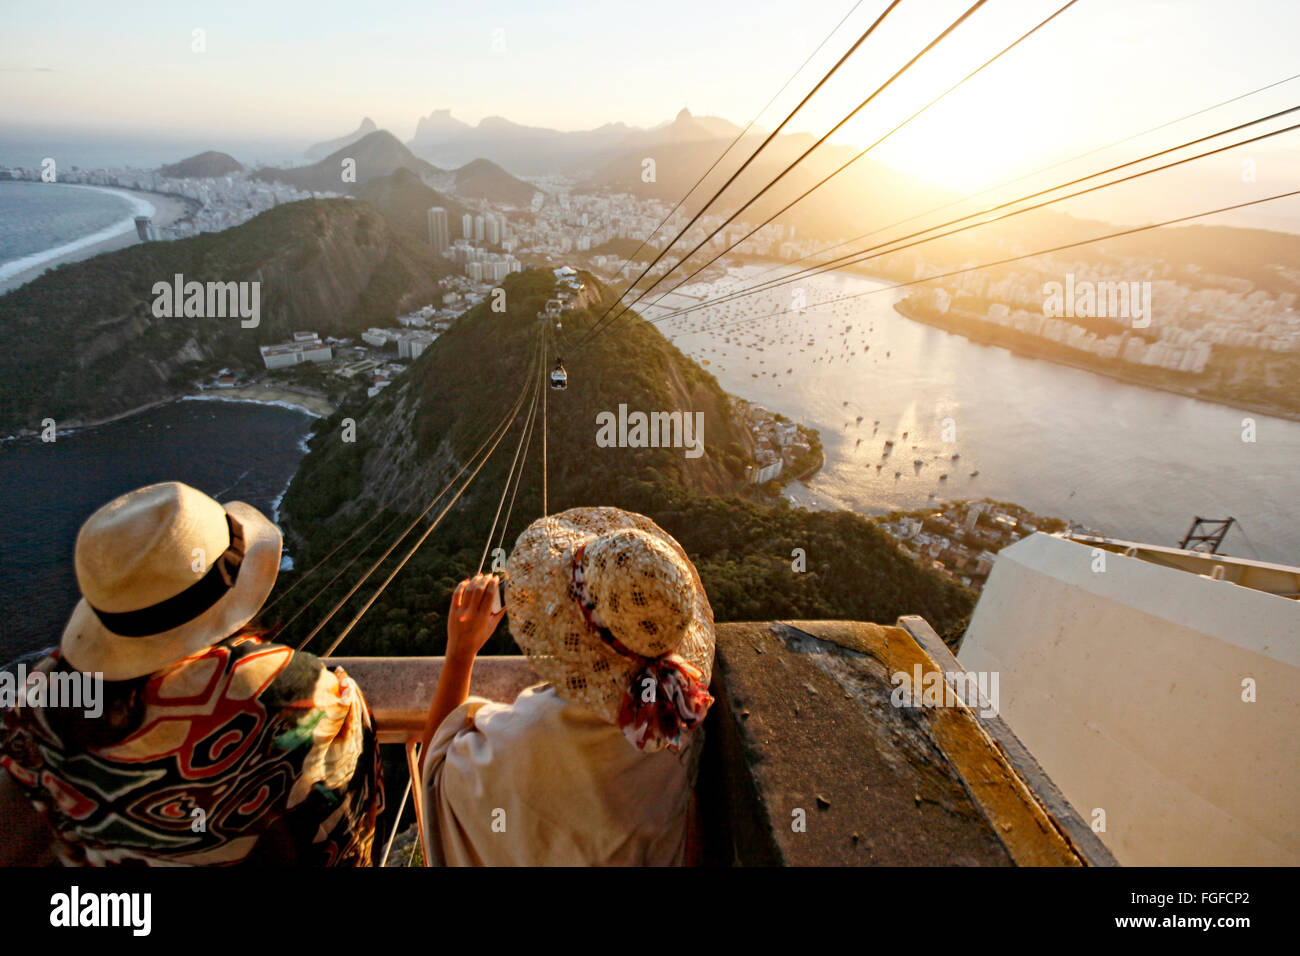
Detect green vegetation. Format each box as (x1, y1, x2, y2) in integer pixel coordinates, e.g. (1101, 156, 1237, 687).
(159, 151, 244, 178)
(0, 199, 444, 430)
(272, 269, 975, 656)
(351, 168, 469, 248)
(347, 252, 416, 326)
(252, 130, 442, 193)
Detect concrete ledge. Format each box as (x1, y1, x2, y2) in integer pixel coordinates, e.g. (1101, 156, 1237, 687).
(899, 616, 1117, 866)
(698, 620, 1110, 866)
(332, 656, 538, 744)
(336, 617, 1111, 866)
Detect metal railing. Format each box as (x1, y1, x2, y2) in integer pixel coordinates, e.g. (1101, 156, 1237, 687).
(1066, 532, 1300, 599)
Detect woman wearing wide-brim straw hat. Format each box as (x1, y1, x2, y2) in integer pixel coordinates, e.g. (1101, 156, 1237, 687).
(0, 481, 383, 867)
(419, 506, 716, 867)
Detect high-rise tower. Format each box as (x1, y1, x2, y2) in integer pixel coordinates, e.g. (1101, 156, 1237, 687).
(427, 206, 449, 254)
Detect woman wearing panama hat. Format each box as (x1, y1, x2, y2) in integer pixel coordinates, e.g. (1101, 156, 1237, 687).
(419, 506, 716, 866)
(0, 481, 383, 866)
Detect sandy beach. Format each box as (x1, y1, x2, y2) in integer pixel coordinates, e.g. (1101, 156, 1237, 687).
(4, 385, 335, 439)
(0, 185, 194, 294)
(184, 384, 336, 418)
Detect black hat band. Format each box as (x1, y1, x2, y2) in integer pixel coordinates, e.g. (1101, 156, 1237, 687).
(89, 513, 246, 638)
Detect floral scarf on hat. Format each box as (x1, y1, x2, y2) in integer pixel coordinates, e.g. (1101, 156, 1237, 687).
(571, 548, 713, 753)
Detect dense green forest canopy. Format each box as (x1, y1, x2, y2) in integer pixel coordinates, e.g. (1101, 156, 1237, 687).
(274, 269, 975, 656)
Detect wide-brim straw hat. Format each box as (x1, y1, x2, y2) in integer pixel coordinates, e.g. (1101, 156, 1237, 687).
(504, 506, 714, 727)
(61, 481, 282, 681)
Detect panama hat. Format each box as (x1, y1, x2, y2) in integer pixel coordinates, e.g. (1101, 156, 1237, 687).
(61, 481, 282, 681)
(504, 506, 715, 752)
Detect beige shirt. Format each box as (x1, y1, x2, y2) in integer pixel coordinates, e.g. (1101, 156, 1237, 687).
(420, 684, 700, 866)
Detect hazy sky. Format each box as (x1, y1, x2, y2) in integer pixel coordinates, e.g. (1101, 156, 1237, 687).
(3, 0, 1299, 214)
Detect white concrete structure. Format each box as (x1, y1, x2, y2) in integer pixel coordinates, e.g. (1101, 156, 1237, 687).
(427, 206, 449, 254)
(959, 533, 1299, 865)
(398, 330, 436, 359)
(258, 332, 332, 369)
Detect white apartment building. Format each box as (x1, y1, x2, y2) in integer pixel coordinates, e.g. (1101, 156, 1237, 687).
(258, 331, 332, 369)
(362, 328, 396, 348)
(398, 330, 437, 359)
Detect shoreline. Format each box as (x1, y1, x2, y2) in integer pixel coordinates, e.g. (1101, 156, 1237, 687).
(183, 384, 334, 419)
(0, 183, 193, 294)
(5, 385, 335, 440)
(663, 264, 1298, 564)
(892, 299, 1300, 426)
(698, 257, 1300, 426)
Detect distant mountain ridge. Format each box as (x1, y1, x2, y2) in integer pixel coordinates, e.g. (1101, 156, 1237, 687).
(254, 130, 442, 193)
(625, 108, 742, 147)
(393, 104, 959, 244)
(450, 158, 538, 206)
(290, 110, 957, 243)
(310, 106, 743, 178)
(304, 117, 378, 160)
(410, 108, 473, 150)
(408, 113, 633, 176)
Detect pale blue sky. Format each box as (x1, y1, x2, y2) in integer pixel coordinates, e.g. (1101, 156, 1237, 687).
(3, 0, 1298, 206)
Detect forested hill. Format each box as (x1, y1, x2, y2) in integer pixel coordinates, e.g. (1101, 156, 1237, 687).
(450, 158, 539, 206)
(0, 199, 447, 432)
(159, 150, 244, 178)
(253, 130, 442, 193)
(273, 269, 975, 657)
(352, 168, 470, 244)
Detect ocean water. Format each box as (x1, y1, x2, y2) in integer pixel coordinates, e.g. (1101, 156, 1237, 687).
(0, 181, 133, 259)
(0, 400, 315, 662)
(0, 129, 302, 173)
(0, 181, 152, 283)
(648, 266, 1300, 567)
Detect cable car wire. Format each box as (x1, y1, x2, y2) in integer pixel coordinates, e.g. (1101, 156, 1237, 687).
(578, 0, 990, 348)
(634, 0, 1085, 316)
(479, 332, 545, 573)
(603, 0, 870, 285)
(642, 111, 1300, 327)
(587, 0, 907, 333)
(318, 364, 538, 659)
(695, 70, 1300, 304)
(663, 188, 1300, 343)
(299, 348, 539, 654)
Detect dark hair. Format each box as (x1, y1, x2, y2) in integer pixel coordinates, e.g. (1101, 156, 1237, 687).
(46, 623, 278, 750)
(44, 662, 149, 751)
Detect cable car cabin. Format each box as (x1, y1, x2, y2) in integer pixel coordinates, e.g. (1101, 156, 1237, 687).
(550, 362, 568, 390)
